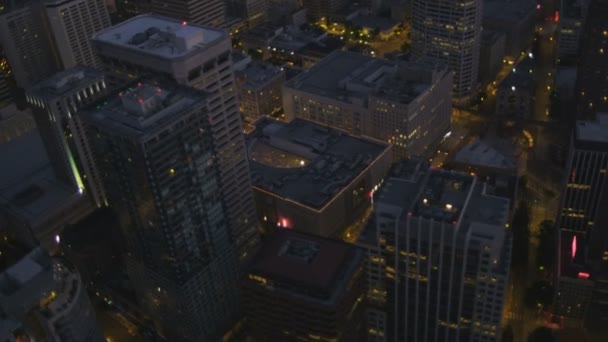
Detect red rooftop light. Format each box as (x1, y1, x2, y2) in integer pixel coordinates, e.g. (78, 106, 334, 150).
(137, 82, 142, 87)
(578, 272, 590, 279)
(182, 21, 188, 27)
(138, 98, 143, 104)
(452, 220, 457, 225)
(407, 211, 413, 217)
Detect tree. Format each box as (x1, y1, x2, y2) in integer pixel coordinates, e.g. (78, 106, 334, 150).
(536, 220, 556, 273)
(511, 201, 531, 268)
(527, 327, 555, 342)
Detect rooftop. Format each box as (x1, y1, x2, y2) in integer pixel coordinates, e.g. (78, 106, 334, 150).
(247, 118, 390, 210)
(285, 50, 445, 105)
(28, 66, 103, 100)
(285, 50, 392, 102)
(452, 140, 517, 170)
(0, 247, 52, 297)
(350, 15, 400, 32)
(93, 14, 226, 58)
(576, 113, 608, 144)
(235, 61, 284, 89)
(87, 80, 205, 137)
(249, 229, 361, 292)
(375, 165, 510, 227)
(0, 129, 82, 227)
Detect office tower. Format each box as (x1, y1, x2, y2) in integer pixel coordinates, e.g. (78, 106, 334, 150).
(411, 0, 482, 102)
(575, 0, 608, 117)
(0, 0, 111, 89)
(359, 159, 511, 341)
(554, 114, 608, 325)
(26, 66, 108, 207)
(84, 80, 241, 340)
(0, 247, 104, 342)
(150, 0, 225, 27)
(93, 15, 259, 259)
(44, 0, 111, 69)
(0, 1, 58, 88)
(283, 50, 453, 158)
(243, 229, 366, 341)
(247, 117, 392, 237)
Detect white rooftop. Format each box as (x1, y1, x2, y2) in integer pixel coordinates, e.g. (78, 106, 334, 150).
(454, 140, 517, 170)
(94, 15, 225, 58)
(577, 113, 608, 143)
(6, 257, 42, 285)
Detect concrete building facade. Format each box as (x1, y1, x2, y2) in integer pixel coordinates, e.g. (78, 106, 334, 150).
(359, 159, 512, 342)
(411, 0, 482, 101)
(283, 50, 452, 159)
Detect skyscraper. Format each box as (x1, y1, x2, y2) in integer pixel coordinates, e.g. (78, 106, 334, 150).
(84, 80, 241, 340)
(575, 0, 608, 116)
(26, 66, 109, 207)
(93, 15, 259, 260)
(0, 1, 58, 88)
(359, 159, 511, 341)
(411, 0, 482, 101)
(44, 0, 111, 69)
(554, 114, 608, 326)
(0, 0, 111, 89)
(150, 0, 225, 27)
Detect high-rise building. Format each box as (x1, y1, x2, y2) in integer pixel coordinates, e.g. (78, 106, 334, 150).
(0, 1, 58, 88)
(554, 114, 608, 326)
(411, 0, 482, 101)
(243, 229, 366, 341)
(84, 80, 242, 340)
(283, 50, 453, 158)
(575, 0, 608, 117)
(150, 0, 225, 27)
(26, 66, 108, 207)
(0, 247, 104, 342)
(0, 0, 111, 89)
(359, 159, 512, 341)
(93, 15, 259, 259)
(44, 0, 111, 69)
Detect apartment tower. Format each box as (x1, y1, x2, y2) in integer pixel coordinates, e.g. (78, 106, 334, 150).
(84, 80, 242, 340)
(411, 0, 482, 102)
(92, 14, 259, 260)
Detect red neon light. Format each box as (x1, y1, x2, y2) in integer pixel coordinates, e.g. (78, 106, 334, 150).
(452, 220, 457, 225)
(369, 191, 374, 198)
(181, 21, 188, 26)
(554, 11, 559, 23)
(137, 82, 142, 87)
(536, 4, 541, 10)
(138, 98, 144, 104)
(572, 235, 577, 259)
(578, 272, 590, 279)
